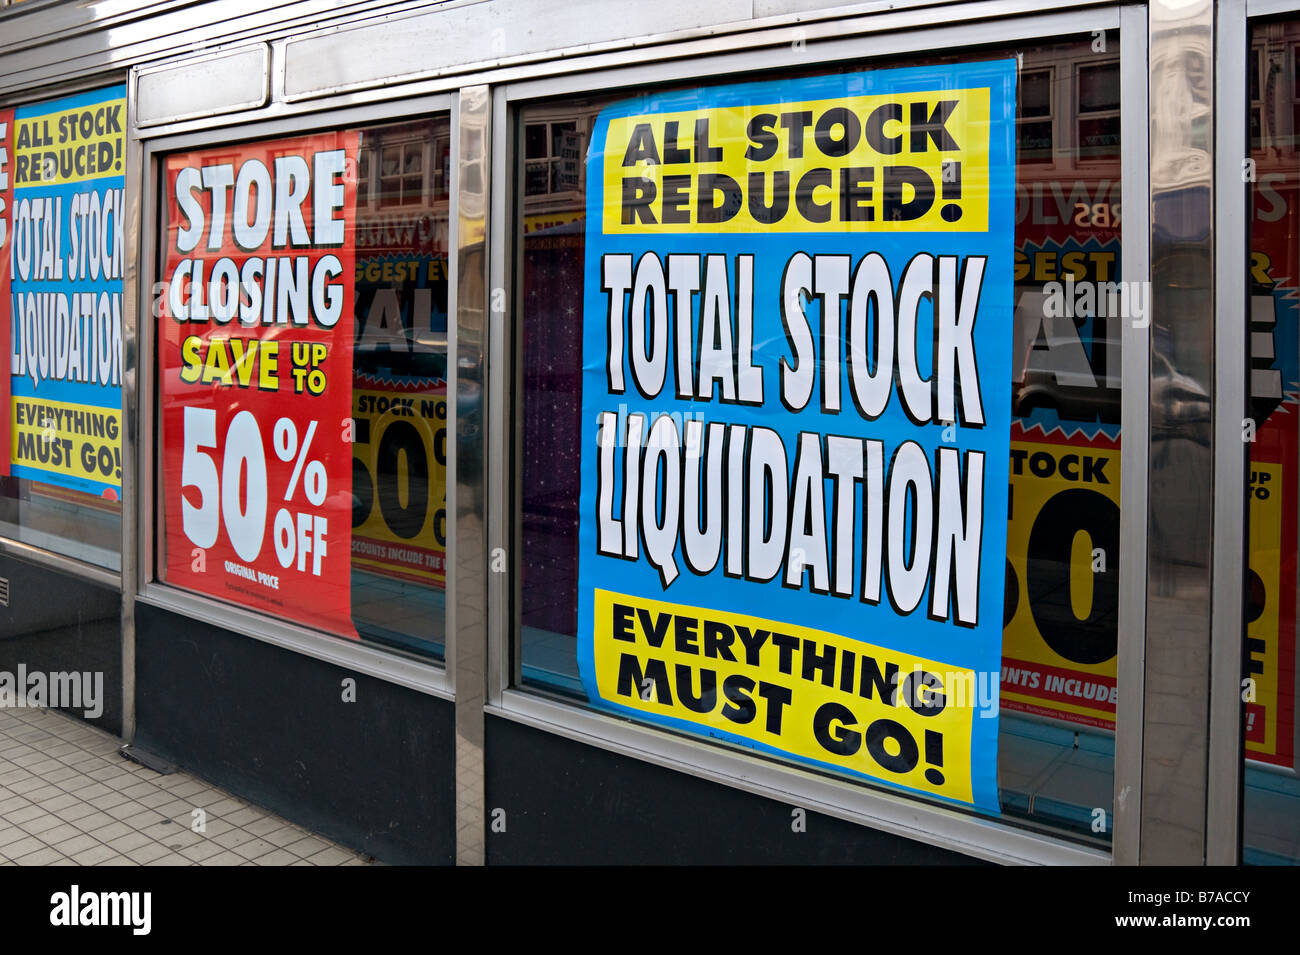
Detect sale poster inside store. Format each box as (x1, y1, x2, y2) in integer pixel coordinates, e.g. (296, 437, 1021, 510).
(3, 85, 126, 497)
(351, 247, 450, 588)
(1242, 170, 1300, 771)
(1002, 229, 1123, 731)
(158, 132, 359, 638)
(575, 61, 1018, 812)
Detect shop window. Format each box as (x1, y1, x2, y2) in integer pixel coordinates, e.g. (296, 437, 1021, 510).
(0, 84, 127, 571)
(514, 34, 1125, 844)
(1244, 15, 1300, 867)
(154, 115, 452, 662)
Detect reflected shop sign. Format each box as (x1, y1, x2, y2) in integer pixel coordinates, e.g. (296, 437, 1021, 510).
(575, 62, 1018, 811)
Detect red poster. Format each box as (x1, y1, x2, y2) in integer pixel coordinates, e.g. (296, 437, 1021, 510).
(158, 132, 359, 638)
(0, 107, 13, 477)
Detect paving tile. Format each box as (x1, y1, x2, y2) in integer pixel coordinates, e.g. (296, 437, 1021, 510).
(211, 828, 258, 851)
(120, 781, 160, 800)
(193, 818, 237, 838)
(223, 807, 266, 827)
(87, 791, 132, 811)
(1, 835, 45, 859)
(144, 853, 190, 866)
(5, 804, 44, 825)
(284, 834, 331, 859)
(140, 818, 193, 844)
(201, 850, 247, 866)
(231, 838, 276, 861)
(261, 824, 307, 848)
(85, 821, 135, 844)
(0, 826, 35, 850)
(17, 814, 67, 837)
(157, 829, 203, 852)
(70, 844, 120, 865)
(121, 808, 167, 831)
(125, 843, 172, 865)
(158, 800, 201, 823)
(104, 800, 148, 822)
(52, 834, 99, 857)
(243, 816, 288, 838)
(204, 797, 246, 816)
(35, 792, 80, 813)
(303, 846, 356, 866)
(59, 774, 105, 794)
(135, 790, 175, 809)
(251, 848, 299, 866)
(162, 778, 207, 798)
(93, 854, 137, 866)
(188, 790, 229, 809)
(26, 820, 79, 844)
(11, 845, 65, 865)
(52, 803, 97, 824)
(178, 840, 226, 863)
(106, 831, 152, 854)
(71, 811, 118, 834)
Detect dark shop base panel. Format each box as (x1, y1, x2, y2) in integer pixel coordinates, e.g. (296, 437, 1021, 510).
(0, 554, 122, 736)
(485, 716, 985, 865)
(134, 602, 454, 865)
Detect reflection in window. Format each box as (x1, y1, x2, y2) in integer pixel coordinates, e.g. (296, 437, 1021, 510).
(350, 116, 453, 661)
(1076, 61, 1120, 160)
(1017, 68, 1055, 164)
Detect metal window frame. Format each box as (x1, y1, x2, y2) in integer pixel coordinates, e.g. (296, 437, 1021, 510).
(129, 91, 459, 704)
(1210, 0, 1249, 868)
(486, 1, 1144, 865)
(1113, 2, 1150, 865)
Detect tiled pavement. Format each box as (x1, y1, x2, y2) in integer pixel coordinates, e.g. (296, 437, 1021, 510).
(0, 704, 374, 866)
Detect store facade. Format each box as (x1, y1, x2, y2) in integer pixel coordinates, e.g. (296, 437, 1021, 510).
(0, 0, 1294, 865)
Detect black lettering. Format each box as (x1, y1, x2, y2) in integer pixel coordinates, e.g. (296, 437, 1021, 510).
(909, 100, 959, 152)
(744, 114, 780, 161)
(794, 168, 833, 223)
(813, 702, 861, 755)
(621, 177, 657, 225)
(621, 123, 661, 166)
(864, 103, 903, 155)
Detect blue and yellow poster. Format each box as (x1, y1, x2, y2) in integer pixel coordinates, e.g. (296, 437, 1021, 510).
(7, 84, 125, 498)
(575, 61, 1017, 811)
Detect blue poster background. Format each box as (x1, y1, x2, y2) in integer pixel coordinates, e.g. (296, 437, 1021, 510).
(576, 61, 1017, 812)
(10, 84, 125, 496)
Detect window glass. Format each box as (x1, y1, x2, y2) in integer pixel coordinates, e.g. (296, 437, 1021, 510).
(1076, 61, 1120, 161)
(516, 35, 1123, 844)
(156, 116, 451, 662)
(1245, 16, 1300, 866)
(0, 85, 126, 571)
